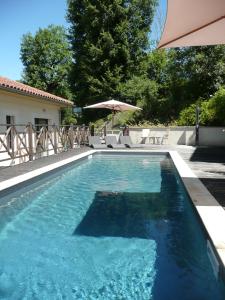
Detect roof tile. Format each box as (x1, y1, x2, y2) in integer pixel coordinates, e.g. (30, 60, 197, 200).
(0, 76, 73, 106)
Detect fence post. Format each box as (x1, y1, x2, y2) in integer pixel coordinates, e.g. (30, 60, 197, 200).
(75, 126, 79, 147)
(123, 125, 129, 136)
(53, 124, 58, 154)
(195, 106, 200, 146)
(103, 125, 107, 137)
(90, 125, 94, 136)
(28, 122, 33, 161)
(69, 124, 74, 149)
(11, 125, 15, 159)
(72, 124, 76, 149)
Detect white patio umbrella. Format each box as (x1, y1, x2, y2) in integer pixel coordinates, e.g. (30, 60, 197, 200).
(158, 0, 225, 48)
(84, 99, 142, 127)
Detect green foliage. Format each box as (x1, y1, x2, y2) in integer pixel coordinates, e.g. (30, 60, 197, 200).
(89, 110, 137, 129)
(167, 46, 225, 103)
(20, 25, 72, 99)
(61, 107, 77, 125)
(177, 88, 225, 126)
(118, 75, 172, 124)
(67, 0, 158, 107)
(147, 49, 168, 84)
(177, 104, 198, 126)
(204, 88, 225, 126)
(118, 76, 157, 103)
(19, 3, 225, 127)
(89, 117, 106, 129)
(138, 45, 225, 125)
(114, 111, 137, 126)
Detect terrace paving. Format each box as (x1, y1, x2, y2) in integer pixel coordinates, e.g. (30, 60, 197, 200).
(0, 145, 224, 209)
(0, 147, 89, 182)
(176, 145, 225, 209)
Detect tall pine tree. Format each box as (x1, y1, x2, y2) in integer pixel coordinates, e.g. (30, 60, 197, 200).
(67, 0, 157, 107)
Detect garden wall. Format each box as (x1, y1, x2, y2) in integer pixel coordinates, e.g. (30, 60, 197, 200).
(128, 126, 225, 147)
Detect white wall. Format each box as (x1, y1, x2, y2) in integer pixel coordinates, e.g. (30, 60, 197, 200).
(129, 126, 225, 146)
(129, 127, 196, 145)
(0, 90, 61, 126)
(0, 89, 68, 166)
(199, 127, 225, 146)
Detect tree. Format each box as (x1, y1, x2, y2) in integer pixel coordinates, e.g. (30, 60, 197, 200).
(167, 46, 225, 106)
(20, 25, 72, 99)
(118, 76, 160, 122)
(180, 46, 225, 100)
(147, 49, 168, 84)
(67, 0, 158, 108)
(61, 107, 77, 125)
(143, 45, 225, 124)
(205, 88, 225, 125)
(177, 88, 225, 126)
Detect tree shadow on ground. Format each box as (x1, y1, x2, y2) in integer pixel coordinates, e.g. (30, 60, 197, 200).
(190, 146, 225, 164)
(200, 177, 225, 208)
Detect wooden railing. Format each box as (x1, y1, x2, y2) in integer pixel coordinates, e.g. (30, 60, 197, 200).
(0, 124, 90, 166)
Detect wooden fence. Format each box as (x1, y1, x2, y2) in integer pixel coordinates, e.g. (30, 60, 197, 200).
(0, 124, 90, 167)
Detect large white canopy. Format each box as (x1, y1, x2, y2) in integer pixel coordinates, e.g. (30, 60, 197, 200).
(84, 99, 142, 112)
(158, 0, 225, 48)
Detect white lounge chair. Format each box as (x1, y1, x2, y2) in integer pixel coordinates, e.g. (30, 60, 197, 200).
(88, 136, 107, 149)
(105, 135, 126, 148)
(119, 136, 144, 148)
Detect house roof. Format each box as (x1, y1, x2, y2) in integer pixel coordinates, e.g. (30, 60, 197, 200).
(0, 76, 73, 106)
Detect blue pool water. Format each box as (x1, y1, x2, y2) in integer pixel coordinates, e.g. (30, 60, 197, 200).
(0, 154, 225, 299)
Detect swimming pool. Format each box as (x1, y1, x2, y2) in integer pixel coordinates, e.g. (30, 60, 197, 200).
(0, 153, 225, 299)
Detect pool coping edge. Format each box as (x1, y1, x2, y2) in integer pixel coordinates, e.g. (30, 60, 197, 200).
(169, 150, 225, 277)
(0, 150, 96, 192)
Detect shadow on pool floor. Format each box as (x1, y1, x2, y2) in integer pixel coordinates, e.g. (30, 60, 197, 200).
(73, 190, 173, 239)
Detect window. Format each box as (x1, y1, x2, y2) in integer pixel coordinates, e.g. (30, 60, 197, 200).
(34, 118, 48, 132)
(6, 115, 15, 149)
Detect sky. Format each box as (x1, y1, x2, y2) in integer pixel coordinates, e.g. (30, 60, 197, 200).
(0, 0, 167, 81)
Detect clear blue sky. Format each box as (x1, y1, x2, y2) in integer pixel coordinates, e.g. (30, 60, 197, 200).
(0, 0, 167, 81)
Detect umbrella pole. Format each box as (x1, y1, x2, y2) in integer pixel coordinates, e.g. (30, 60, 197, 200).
(112, 110, 115, 129)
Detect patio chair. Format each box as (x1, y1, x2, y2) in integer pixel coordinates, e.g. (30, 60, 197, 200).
(153, 130, 169, 145)
(105, 135, 126, 148)
(161, 129, 169, 144)
(119, 136, 144, 148)
(88, 136, 107, 149)
(141, 129, 151, 144)
(152, 132, 164, 144)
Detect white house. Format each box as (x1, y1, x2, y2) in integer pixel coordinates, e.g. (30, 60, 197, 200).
(0, 76, 74, 166)
(0, 76, 73, 127)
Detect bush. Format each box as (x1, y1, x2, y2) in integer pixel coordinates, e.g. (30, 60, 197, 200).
(61, 107, 77, 125)
(118, 76, 161, 124)
(177, 104, 198, 126)
(177, 87, 225, 126)
(206, 88, 225, 125)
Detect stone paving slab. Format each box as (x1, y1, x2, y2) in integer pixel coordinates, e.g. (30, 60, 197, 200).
(0, 147, 89, 182)
(176, 146, 225, 210)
